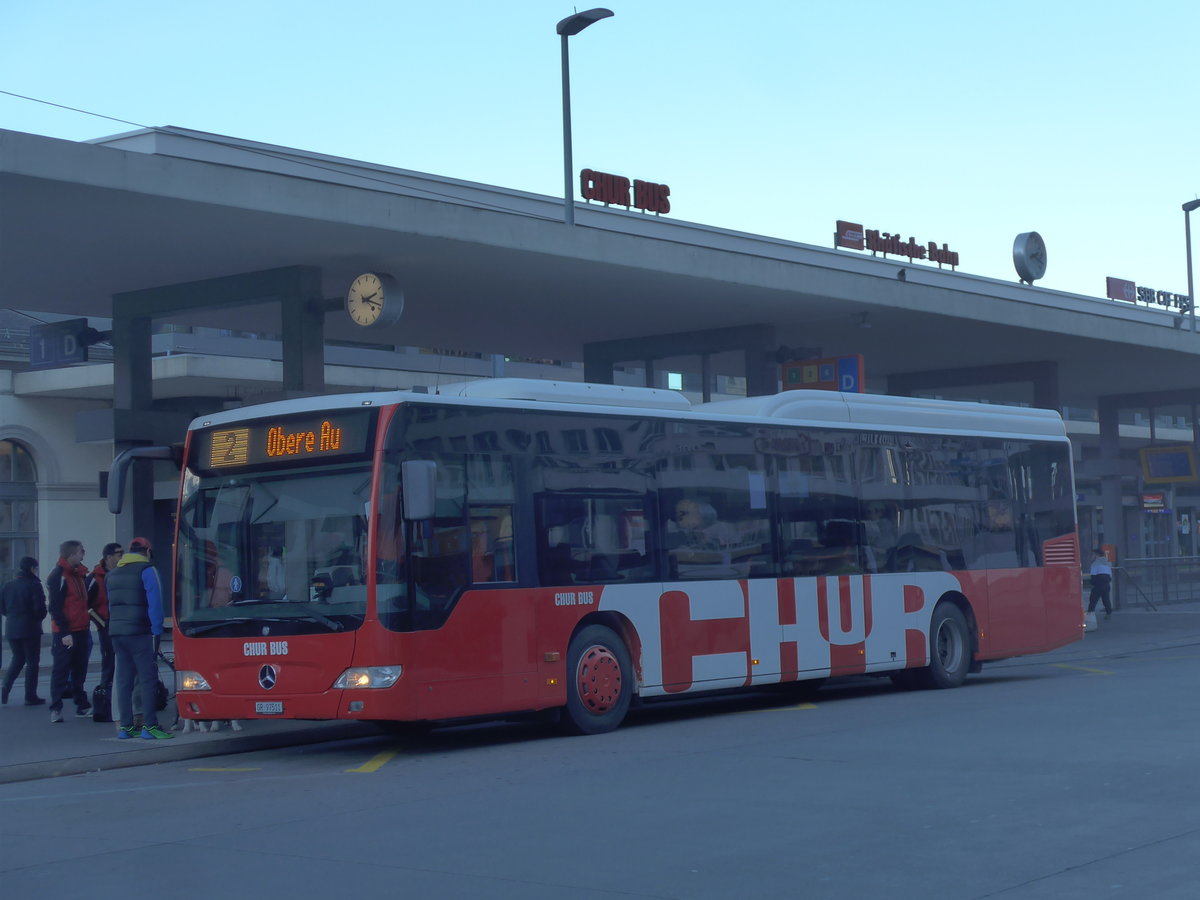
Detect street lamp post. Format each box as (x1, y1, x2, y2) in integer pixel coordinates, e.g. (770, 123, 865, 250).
(557, 8, 614, 226)
(1185, 199, 1200, 332)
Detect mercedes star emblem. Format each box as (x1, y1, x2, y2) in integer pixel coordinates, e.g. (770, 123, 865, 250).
(258, 664, 278, 690)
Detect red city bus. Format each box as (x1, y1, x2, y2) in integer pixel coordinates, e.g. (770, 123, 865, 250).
(111, 379, 1082, 734)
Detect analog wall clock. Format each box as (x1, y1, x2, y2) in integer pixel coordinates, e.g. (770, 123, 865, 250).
(1012, 233, 1047, 284)
(346, 272, 403, 327)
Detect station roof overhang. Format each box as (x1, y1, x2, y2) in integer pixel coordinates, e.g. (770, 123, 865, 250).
(2, 125, 1196, 412)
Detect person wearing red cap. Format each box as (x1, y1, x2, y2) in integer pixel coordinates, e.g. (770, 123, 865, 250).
(106, 537, 174, 740)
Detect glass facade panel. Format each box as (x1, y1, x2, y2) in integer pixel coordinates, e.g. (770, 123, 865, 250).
(0, 440, 37, 583)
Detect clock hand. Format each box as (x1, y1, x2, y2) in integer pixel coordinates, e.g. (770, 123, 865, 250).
(360, 290, 379, 302)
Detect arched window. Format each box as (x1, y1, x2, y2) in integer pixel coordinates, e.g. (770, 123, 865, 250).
(0, 440, 38, 583)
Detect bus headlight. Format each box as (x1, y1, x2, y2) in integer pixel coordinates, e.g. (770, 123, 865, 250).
(177, 671, 212, 692)
(333, 666, 402, 689)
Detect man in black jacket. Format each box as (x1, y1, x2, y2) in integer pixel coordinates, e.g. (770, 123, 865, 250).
(1, 556, 48, 705)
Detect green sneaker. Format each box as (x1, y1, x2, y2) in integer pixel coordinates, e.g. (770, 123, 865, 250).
(141, 724, 175, 740)
(116, 725, 138, 740)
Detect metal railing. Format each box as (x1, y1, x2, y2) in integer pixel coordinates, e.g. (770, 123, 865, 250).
(1115, 557, 1200, 608)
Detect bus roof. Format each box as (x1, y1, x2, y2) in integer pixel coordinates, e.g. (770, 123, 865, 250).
(190, 378, 1068, 442)
(696, 391, 1068, 438)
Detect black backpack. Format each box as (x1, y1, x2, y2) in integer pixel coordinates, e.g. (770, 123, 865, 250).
(91, 684, 113, 723)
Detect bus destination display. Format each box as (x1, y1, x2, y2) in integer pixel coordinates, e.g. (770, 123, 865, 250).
(201, 410, 375, 471)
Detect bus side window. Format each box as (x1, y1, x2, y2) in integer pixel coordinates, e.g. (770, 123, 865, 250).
(410, 458, 468, 612)
(536, 494, 651, 586)
(470, 506, 515, 583)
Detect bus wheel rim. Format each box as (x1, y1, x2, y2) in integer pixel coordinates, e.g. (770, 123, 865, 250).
(935, 620, 962, 670)
(577, 644, 622, 715)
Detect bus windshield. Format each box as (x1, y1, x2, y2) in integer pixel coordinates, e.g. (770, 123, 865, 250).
(176, 464, 372, 637)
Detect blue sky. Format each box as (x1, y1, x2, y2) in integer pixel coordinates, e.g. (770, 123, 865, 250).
(3, 1, 1198, 301)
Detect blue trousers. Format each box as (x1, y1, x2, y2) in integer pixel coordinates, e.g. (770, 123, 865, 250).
(112, 633, 161, 729)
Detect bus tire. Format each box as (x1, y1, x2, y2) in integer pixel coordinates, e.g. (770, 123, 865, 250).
(918, 602, 971, 689)
(564, 625, 632, 735)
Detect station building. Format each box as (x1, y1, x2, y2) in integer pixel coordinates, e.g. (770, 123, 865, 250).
(2, 125, 1199, 597)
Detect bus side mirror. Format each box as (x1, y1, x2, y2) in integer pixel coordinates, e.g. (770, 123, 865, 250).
(401, 460, 437, 520)
(107, 444, 183, 514)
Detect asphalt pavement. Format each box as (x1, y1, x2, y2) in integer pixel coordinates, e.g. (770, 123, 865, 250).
(0, 633, 373, 784)
(3, 605, 1199, 786)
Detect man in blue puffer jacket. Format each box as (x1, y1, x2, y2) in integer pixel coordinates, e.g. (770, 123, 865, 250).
(106, 537, 174, 740)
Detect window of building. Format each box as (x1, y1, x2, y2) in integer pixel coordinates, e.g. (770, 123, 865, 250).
(0, 440, 38, 583)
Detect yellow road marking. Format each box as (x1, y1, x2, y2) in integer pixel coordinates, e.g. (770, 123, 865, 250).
(1053, 663, 1114, 675)
(345, 750, 397, 774)
(187, 767, 261, 772)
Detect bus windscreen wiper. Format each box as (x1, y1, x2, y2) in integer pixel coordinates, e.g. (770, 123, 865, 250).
(184, 613, 343, 634)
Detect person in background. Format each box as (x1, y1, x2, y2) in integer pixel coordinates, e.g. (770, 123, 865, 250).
(204, 542, 233, 607)
(1, 556, 47, 705)
(86, 543, 123, 692)
(46, 540, 94, 723)
(1088, 547, 1113, 619)
(106, 537, 174, 740)
(666, 498, 733, 551)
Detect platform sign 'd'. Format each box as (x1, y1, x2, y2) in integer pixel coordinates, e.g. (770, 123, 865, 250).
(781, 354, 866, 393)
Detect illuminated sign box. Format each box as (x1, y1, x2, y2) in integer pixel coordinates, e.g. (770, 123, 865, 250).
(1141, 492, 1170, 513)
(781, 355, 865, 393)
(1139, 445, 1198, 484)
(193, 410, 376, 473)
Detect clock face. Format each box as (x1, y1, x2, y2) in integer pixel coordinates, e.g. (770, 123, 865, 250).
(1012, 232, 1047, 283)
(346, 273, 402, 327)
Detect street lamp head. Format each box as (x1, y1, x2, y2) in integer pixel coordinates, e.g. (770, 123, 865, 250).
(556, 7, 614, 36)
(1184, 199, 1200, 213)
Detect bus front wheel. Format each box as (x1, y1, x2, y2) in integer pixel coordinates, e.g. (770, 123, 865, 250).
(564, 625, 632, 735)
(919, 602, 971, 689)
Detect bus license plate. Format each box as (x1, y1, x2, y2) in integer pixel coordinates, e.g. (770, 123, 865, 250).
(256, 701, 284, 715)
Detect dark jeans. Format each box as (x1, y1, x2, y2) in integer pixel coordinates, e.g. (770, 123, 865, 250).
(50, 630, 92, 712)
(97, 625, 114, 689)
(3, 636, 42, 702)
(1088, 573, 1112, 615)
(113, 633, 161, 729)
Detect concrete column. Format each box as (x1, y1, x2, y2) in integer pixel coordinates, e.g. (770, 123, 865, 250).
(111, 314, 154, 541)
(281, 267, 326, 394)
(1098, 397, 1124, 607)
(105, 265, 325, 541)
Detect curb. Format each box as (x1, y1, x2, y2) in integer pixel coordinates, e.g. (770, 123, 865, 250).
(0, 722, 376, 786)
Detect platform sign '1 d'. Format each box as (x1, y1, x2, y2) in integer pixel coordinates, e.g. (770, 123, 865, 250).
(28, 318, 90, 369)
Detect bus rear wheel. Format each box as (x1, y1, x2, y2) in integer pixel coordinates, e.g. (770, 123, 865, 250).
(564, 625, 632, 735)
(918, 602, 971, 689)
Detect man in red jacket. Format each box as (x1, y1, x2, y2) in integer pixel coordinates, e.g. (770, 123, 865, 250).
(47, 540, 94, 723)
